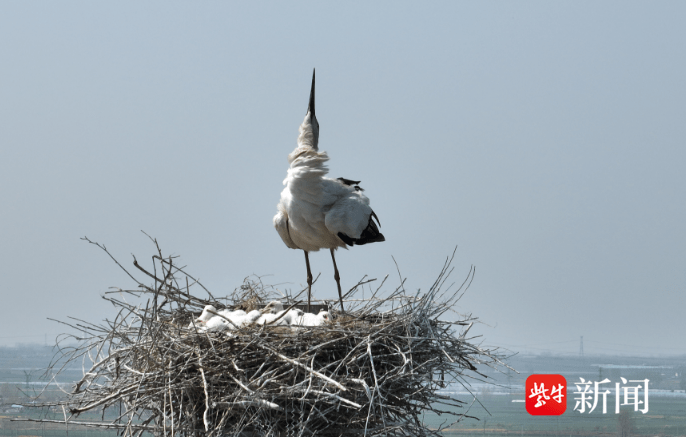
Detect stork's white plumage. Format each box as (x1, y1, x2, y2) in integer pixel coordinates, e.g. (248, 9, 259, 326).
(203, 315, 231, 332)
(189, 304, 218, 328)
(263, 301, 285, 314)
(203, 309, 263, 332)
(274, 70, 384, 312)
(293, 310, 331, 327)
(279, 309, 304, 326)
(239, 310, 263, 327)
(220, 308, 246, 320)
(256, 313, 279, 325)
(198, 305, 217, 322)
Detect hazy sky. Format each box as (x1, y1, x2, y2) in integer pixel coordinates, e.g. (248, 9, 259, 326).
(1, 2, 684, 356)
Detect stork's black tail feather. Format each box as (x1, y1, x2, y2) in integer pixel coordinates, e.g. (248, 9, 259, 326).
(337, 211, 385, 246)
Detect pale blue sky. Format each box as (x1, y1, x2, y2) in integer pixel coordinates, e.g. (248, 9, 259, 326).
(1, 2, 684, 355)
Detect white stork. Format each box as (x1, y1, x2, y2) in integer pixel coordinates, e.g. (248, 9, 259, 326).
(293, 310, 331, 327)
(274, 70, 384, 312)
(188, 304, 217, 328)
(202, 309, 263, 332)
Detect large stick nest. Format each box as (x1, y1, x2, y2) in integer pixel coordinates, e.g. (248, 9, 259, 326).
(33, 238, 505, 436)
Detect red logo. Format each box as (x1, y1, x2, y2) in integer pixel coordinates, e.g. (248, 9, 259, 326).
(526, 374, 567, 415)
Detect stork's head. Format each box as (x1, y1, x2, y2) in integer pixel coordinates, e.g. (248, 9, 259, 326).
(263, 301, 284, 314)
(318, 311, 331, 323)
(296, 69, 319, 151)
(197, 305, 217, 323)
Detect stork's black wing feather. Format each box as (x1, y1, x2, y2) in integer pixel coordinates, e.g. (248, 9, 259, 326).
(337, 177, 365, 192)
(337, 211, 385, 246)
(337, 177, 361, 186)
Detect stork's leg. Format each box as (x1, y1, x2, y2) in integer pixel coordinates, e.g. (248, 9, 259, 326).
(304, 250, 313, 313)
(330, 248, 344, 312)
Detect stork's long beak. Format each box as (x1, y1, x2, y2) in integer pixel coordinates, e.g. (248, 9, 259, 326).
(307, 69, 315, 117)
(305, 68, 319, 149)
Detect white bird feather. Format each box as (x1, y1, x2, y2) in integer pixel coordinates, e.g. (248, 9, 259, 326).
(202, 309, 263, 332)
(256, 313, 279, 325)
(188, 305, 218, 328)
(263, 301, 284, 314)
(293, 310, 331, 327)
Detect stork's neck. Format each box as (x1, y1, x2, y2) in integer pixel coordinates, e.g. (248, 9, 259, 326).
(287, 111, 327, 172)
(287, 146, 330, 172)
(297, 110, 319, 151)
